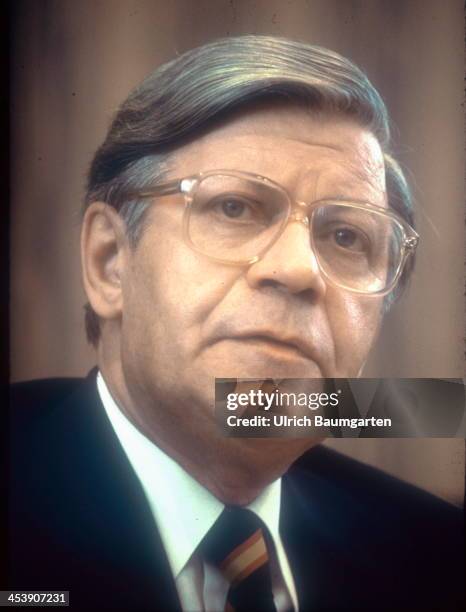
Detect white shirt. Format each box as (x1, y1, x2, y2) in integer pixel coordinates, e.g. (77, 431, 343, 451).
(97, 372, 298, 611)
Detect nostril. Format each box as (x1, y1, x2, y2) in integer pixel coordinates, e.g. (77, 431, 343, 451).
(299, 287, 320, 304)
(259, 278, 281, 289)
(256, 278, 321, 303)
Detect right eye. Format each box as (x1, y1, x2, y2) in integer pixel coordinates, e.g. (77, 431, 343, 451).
(208, 194, 262, 222)
(217, 197, 250, 218)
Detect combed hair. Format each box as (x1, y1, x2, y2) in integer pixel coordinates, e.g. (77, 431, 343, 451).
(84, 35, 415, 346)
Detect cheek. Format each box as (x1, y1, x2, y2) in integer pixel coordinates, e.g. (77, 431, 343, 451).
(326, 289, 383, 376)
(125, 229, 241, 356)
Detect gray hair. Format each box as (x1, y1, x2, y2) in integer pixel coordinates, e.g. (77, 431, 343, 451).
(84, 35, 414, 346)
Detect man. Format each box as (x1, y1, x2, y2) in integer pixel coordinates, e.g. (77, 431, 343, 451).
(9, 36, 463, 611)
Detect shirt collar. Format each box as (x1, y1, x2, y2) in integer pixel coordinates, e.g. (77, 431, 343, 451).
(96, 372, 283, 578)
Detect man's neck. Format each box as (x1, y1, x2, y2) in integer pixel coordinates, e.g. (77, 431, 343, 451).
(98, 356, 318, 505)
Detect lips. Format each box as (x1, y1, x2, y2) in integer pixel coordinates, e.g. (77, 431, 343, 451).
(214, 331, 317, 363)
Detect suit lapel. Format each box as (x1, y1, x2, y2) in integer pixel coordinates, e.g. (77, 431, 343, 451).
(49, 370, 181, 610)
(280, 454, 375, 611)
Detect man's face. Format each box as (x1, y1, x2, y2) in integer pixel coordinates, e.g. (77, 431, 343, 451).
(119, 104, 386, 417)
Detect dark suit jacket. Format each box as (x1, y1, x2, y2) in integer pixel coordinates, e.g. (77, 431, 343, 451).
(8, 370, 464, 611)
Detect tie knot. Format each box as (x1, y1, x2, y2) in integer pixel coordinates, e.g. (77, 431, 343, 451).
(200, 507, 278, 611)
(201, 507, 268, 573)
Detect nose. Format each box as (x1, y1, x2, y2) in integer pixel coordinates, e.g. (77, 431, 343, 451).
(245, 217, 327, 298)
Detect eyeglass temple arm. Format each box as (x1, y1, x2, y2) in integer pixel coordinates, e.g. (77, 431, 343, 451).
(134, 179, 184, 200)
(404, 235, 419, 251)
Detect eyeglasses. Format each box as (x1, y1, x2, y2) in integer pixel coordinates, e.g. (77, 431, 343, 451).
(133, 170, 419, 296)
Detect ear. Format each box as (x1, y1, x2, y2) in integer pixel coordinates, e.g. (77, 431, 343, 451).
(81, 202, 128, 324)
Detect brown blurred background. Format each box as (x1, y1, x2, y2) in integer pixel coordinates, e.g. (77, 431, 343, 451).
(10, 0, 464, 505)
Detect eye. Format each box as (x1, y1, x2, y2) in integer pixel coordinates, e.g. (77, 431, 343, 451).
(219, 197, 249, 218)
(209, 194, 263, 222)
(332, 226, 368, 253)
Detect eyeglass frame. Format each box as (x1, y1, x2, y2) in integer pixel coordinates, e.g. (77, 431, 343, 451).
(126, 169, 419, 297)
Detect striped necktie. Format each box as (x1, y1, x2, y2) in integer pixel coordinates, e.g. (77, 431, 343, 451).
(201, 506, 278, 612)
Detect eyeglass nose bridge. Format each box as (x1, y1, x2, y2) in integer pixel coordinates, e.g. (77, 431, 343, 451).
(287, 200, 310, 227)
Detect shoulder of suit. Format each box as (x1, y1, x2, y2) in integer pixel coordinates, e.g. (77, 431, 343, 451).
(288, 444, 462, 520)
(9, 369, 98, 427)
(11, 376, 84, 405)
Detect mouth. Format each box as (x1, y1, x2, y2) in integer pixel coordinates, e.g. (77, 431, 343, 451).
(222, 332, 316, 362)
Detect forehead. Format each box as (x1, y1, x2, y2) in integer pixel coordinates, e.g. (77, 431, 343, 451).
(171, 103, 386, 205)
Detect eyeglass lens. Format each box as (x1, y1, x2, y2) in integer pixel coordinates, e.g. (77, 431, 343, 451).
(187, 174, 405, 293)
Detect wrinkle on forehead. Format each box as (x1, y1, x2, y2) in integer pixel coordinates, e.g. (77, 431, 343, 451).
(172, 108, 386, 205)
(258, 136, 344, 153)
(308, 145, 386, 204)
(286, 130, 385, 194)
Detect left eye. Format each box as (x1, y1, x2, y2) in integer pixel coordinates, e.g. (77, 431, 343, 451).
(333, 227, 367, 252)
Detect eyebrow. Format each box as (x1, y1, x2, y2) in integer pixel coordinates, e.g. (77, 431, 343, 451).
(313, 194, 381, 204)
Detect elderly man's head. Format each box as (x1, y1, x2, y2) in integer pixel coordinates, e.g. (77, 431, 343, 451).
(80, 36, 417, 502)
